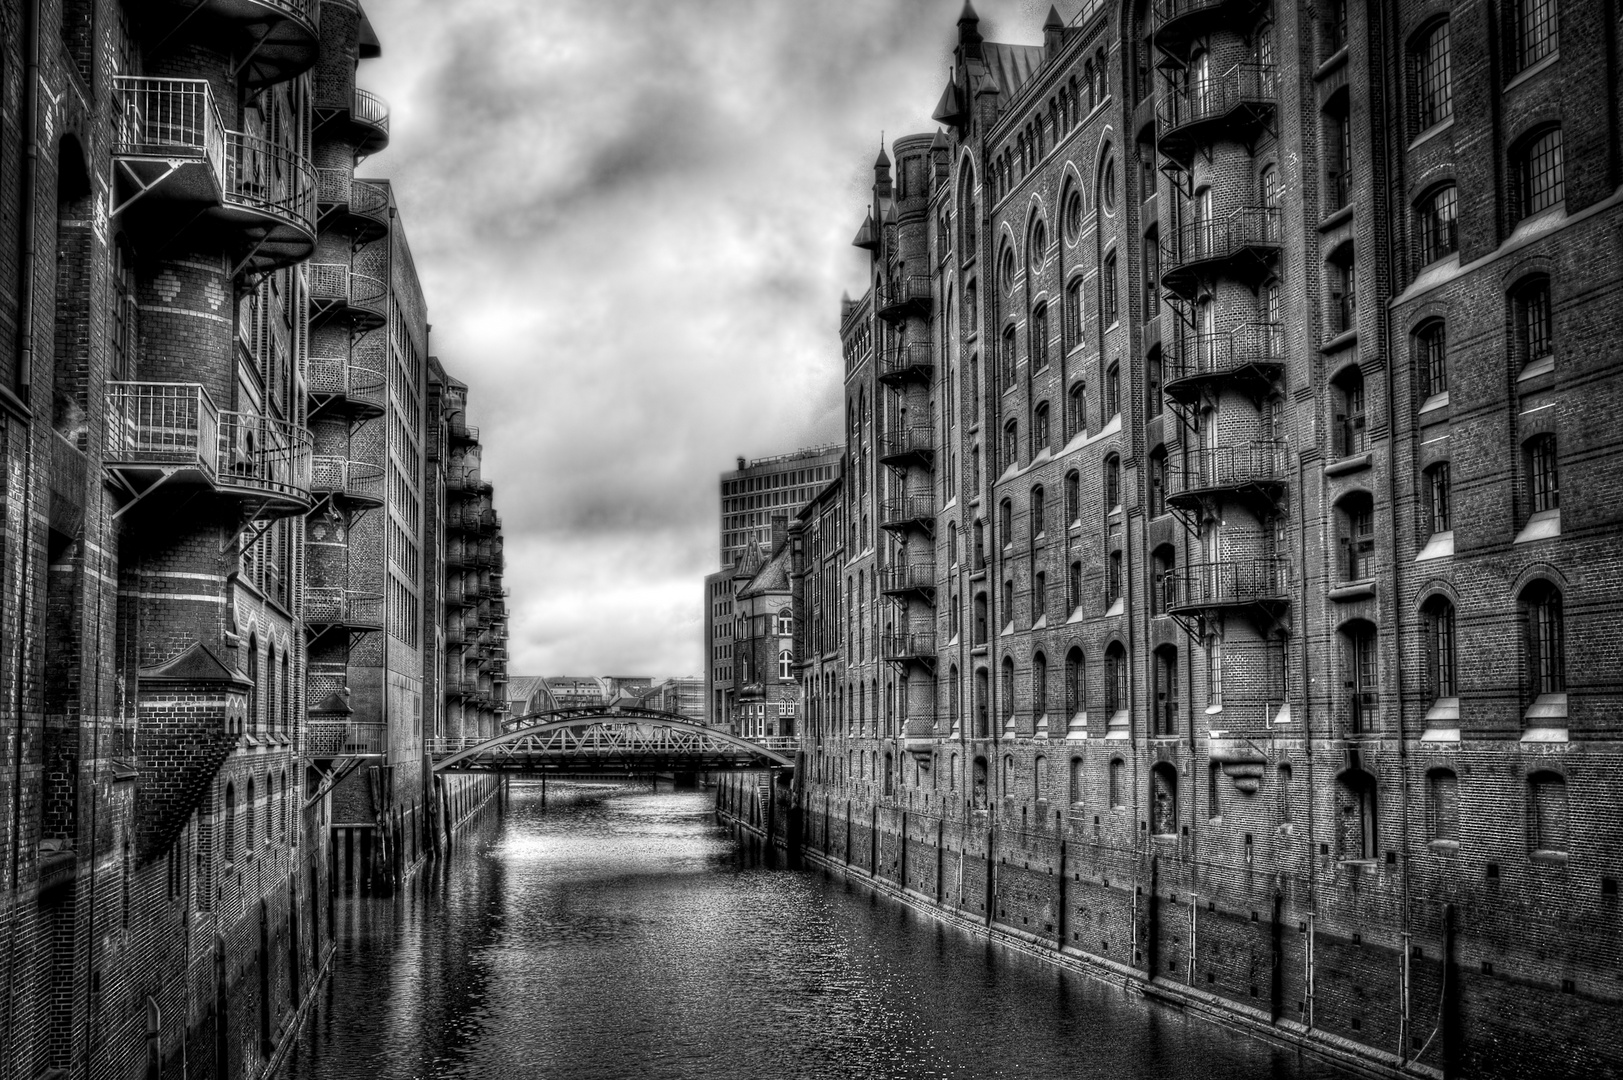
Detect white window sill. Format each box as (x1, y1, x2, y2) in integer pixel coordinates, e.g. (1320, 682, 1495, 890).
(1408, 115, 1454, 151)
(1066, 711, 1089, 739)
(1416, 530, 1454, 562)
(1418, 390, 1450, 418)
(1105, 597, 1124, 617)
(1031, 615, 1048, 630)
(1105, 710, 1131, 738)
(1514, 509, 1561, 545)
(1524, 692, 1568, 722)
(1517, 355, 1556, 382)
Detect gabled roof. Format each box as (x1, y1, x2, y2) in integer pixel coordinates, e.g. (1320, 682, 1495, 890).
(979, 42, 1046, 105)
(739, 540, 792, 600)
(138, 641, 251, 688)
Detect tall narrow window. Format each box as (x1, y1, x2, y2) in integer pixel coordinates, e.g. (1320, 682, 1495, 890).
(1033, 653, 1048, 716)
(1000, 326, 1017, 389)
(1065, 278, 1084, 350)
(245, 777, 257, 860)
(1415, 320, 1448, 400)
(1525, 434, 1559, 515)
(223, 783, 237, 864)
(1105, 644, 1127, 715)
(1514, 276, 1553, 371)
(1334, 366, 1367, 456)
(1107, 551, 1123, 606)
(1149, 448, 1166, 518)
(1324, 92, 1352, 211)
(1424, 597, 1458, 699)
(1416, 185, 1458, 267)
(1000, 657, 1015, 725)
(1329, 246, 1357, 335)
(1521, 581, 1565, 699)
(1528, 771, 1568, 854)
(1068, 381, 1088, 438)
(1511, 0, 1558, 73)
(1067, 561, 1082, 613)
(1343, 622, 1378, 733)
(1339, 493, 1376, 580)
(1514, 128, 1564, 221)
(1064, 470, 1080, 523)
(999, 498, 1014, 546)
(1413, 20, 1453, 131)
(1105, 363, 1121, 418)
(1153, 646, 1178, 736)
(1102, 252, 1119, 326)
(1428, 769, 1459, 843)
(1002, 421, 1018, 472)
(1033, 571, 1047, 623)
(1033, 402, 1051, 453)
(1103, 455, 1121, 510)
(1146, 350, 1163, 419)
(1426, 462, 1452, 535)
(1142, 229, 1160, 315)
(1032, 304, 1050, 369)
(1151, 545, 1175, 617)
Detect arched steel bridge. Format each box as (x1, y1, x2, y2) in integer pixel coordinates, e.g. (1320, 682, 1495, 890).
(427, 705, 797, 774)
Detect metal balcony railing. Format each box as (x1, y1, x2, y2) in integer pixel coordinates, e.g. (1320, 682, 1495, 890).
(1163, 206, 1281, 290)
(1157, 62, 1277, 143)
(1167, 557, 1289, 611)
(309, 456, 384, 504)
(306, 357, 386, 413)
(222, 130, 316, 233)
(447, 416, 480, 444)
(1165, 322, 1284, 390)
(881, 632, 937, 663)
(879, 342, 934, 383)
(877, 275, 933, 321)
(478, 508, 501, 533)
(352, 87, 390, 138)
(879, 427, 934, 463)
(303, 587, 383, 629)
(307, 263, 388, 323)
(879, 563, 938, 595)
(113, 77, 225, 171)
(217, 411, 311, 499)
(879, 494, 935, 530)
(1169, 442, 1286, 497)
(106, 382, 220, 475)
(304, 720, 385, 757)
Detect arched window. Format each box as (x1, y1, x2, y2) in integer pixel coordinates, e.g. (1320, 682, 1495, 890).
(1103, 455, 1121, 511)
(1146, 346, 1163, 418)
(948, 665, 960, 728)
(1412, 19, 1452, 131)
(1328, 243, 1357, 335)
(1150, 763, 1178, 836)
(1415, 185, 1458, 267)
(974, 670, 990, 740)
(998, 498, 1013, 547)
(1034, 755, 1048, 801)
(1106, 551, 1123, 606)
(1276, 762, 1294, 824)
(1034, 403, 1052, 454)
(1524, 433, 1559, 517)
(1099, 151, 1117, 212)
(1002, 420, 1018, 471)
(973, 755, 988, 805)
(246, 634, 259, 734)
(1030, 485, 1045, 538)
(223, 782, 237, 864)
(1108, 758, 1126, 808)
(1067, 381, 1087, 439)
(1064, 470, 1080, 523)
(1512, 275, 1553, 371)
(1101, 252, 1119, 325)
(1332, 365, 1367, 456)
(776, 608, 794, 635)
(1521, 580, 1565, 702)
(1065, 647, 1085, 719)
(1142, 227, 1160, 316)
(1032, 652, 1048, 717)
(999, 656, 1016, 725)
(1001, 579, 1015, 629)
(884, 752, 894, 797)
(279, 770, 289, 840)
(1337, 491, 1376, 580)
(1513, 127, 1563, 221)
(1414, 319, 1448, 400)
(1423, 596, 1458, 700)
(1105, 362, 1121, 418)
(1427, 767, 1458, 844)
(1336, 768, 1379, 860)
(1031, 304, 1050, 370)
(1069, 756, 1084, 804)
(1510, 0, 1558, 73)
(1324, 89, 1352, 210)
(1064, 277, 1084, 350)
(1153, 646, 1178, 736)
(778, 650, 793, 680)
(1105, 643, 1127, 715)
(1341, 620, 1378, 733)
(245, 776, 256, 860)
(1151, 544, 1176, 616)
(973, 592, 988, 645)
(1528, 771, 1567, 853)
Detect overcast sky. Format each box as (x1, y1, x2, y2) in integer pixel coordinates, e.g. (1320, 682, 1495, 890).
(362, 0, 1061, 677)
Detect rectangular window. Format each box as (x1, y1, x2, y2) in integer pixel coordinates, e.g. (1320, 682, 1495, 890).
(1518, 129, 1564, 219)
(1513, 0, 1558, 72)
(1102, 253, 1119, 326)
(1428, 463, 1451, 534)
(1528, 436, 1559, 514)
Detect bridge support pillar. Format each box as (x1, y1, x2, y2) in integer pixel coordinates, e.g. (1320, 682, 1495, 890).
(673, 771, 698, 790)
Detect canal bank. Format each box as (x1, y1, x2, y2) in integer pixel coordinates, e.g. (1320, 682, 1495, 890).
(714, 771, 1401, 1080)
(282, 784, 1353, 1079)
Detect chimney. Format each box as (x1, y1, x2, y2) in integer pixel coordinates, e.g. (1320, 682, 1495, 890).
(736, 456, 746, 471)
(771, 514, 789, 551)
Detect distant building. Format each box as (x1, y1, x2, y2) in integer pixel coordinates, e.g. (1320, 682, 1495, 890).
(718, 446, 842, 569)
(543, 676, 655, 710)
(506, 676, 557, 718)
(637, 677, 706, 719)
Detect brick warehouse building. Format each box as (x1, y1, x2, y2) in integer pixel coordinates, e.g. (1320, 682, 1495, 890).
(787, 2, 1623, 1077)
(0, 0, 501, 1075)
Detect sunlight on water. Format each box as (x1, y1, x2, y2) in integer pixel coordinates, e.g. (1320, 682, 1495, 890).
(281, 786, 1353, 1080)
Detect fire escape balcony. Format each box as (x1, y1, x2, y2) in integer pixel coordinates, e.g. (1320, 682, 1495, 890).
(303, 587, 384, 634)
(903, 715, 937, 758)
(879, 563, 938, 603)
(308, 263, 388, 331)
(1156, 63, 1277, 165)
(349, 88, 391, 156)
(1164, 322, 1284, 403)
(1151, 0, 1266, 63)
(218, 129, 318, 272)
(315, 169, 390, 244)
(444, 620, 467, 646)
(878, 427, 935, 471)
(881, 631, 937, 672)
(105, 383, 312, 516)
(445, 504, 479, 534)
(446, 416, 480, 446)
(306, 356, 386, 420)
(1167, 442, 1288, 520)
(173, 0, 321, 87)
(444, 578, 474, 607)
(879, 494, 936, 535)
(877, 342, 934, 388)
(1161, 206, 1281, 297)
(304, 719, 385, 758)
(877, 275, 933, 323)
(309, 455, 384, 509)
(1166, 557, 1290, 634)
(477, 508, 501, 535)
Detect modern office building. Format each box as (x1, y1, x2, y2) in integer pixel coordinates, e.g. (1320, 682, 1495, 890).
(789, 3, 1623, 1077)
(718, 446, 842, 569)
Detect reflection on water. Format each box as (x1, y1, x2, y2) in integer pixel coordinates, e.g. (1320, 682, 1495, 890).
(282, 785, 1352, 1080)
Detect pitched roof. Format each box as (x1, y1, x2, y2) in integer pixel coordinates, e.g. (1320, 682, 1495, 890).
(739, 541, 792, 599)
(979, 42, 1046, 105)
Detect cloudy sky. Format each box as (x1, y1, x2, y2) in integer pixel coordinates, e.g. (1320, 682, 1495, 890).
(362, 0, 1063, 676)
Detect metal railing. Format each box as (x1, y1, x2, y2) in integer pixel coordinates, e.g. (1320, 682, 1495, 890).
(307, 263, 388, 319)
(879, 563, 938, 594)
(1168, 557, 1289, 609)
(1166, 321, 1284, 383)
(352, 87, 390, 136)
(880, 342, 934, 379)
(879, 493, 935, 527)
(106, 382, 219, 474)
(305, 720, 385, 757)
(223, 129, 316, 231)
(1153, 0, 1232, 24)
(881, 632, 937, 662)
(307, 670, 346, 700)
(878, 275, 932, 315)
(303, 587, 383, 628)
(1169, 441, 1286, 495)
(113, 77, 225, 170)
(880, 427, 934, 460)
(1166, 206, 1281, 270)
(217, 411, 311, 498)
(1157, 62, 1277, 134)
(306, 357, 386, 411)
(447, 416, 480, 443)
(309, 456, 384, 503)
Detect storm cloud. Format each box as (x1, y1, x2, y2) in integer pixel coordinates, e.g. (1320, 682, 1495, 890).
(362, 0, 1058, 674)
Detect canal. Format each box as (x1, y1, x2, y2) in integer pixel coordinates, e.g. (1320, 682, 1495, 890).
(282, 785, 1356, 1080)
